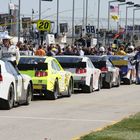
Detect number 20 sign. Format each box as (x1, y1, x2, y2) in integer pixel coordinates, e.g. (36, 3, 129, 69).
(37, 20, 51, 31)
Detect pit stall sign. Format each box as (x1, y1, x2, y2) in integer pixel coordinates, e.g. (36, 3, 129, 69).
(37, 20, 51, 32)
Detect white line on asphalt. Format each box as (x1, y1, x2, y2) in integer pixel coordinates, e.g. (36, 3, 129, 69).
(0, 115, 115, 123)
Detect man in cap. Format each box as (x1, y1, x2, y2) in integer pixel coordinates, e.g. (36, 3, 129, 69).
(0, 31, 20, 64)
(98, 46, 106, 56)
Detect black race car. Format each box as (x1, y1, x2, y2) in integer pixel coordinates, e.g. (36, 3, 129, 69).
(87, 55, 120, 88)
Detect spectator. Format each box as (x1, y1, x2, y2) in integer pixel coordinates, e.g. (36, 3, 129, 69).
(72, 46, 79, 55)
(98, 46, 106, 55)
(63, 46, 73, 55)
(134, 46, 140, 83)
(35, 45, 46, 56)
(79, 47, 84, 56)
(117, 45, 126, 56)
(107, 47, 114, 55)
(56, 44, 62, 55)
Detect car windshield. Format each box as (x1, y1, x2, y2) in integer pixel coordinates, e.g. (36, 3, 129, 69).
(19, 57, 46, 64)
(18, 57, 47, 71)
(88, 56, 107, 69)
(55, 57, 86, 68)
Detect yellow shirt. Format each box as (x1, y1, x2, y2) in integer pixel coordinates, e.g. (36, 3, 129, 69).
(117, 50, 126, 56)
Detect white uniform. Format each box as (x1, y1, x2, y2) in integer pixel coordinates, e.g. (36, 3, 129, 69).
(0, 45, 20, 63)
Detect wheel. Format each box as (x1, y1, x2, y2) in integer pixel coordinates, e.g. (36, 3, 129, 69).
(96, 76, 102, 91)
(103, 74, 112, 89)
(124, 75, 132, 85)
(48, 80, 59, 100)
(116, 75, 121, 87)
(24, 83, 32, 105)
(83, 77, 93, 93)
(0, 84, 14, 110)
(66, 78, 73, 97)
(104, 81, 112, 89)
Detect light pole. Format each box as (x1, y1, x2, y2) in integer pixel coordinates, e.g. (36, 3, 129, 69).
(117, 1, 134, 32)
(132, 7, 140, 39)
(38, 0, 53, 45)
(39, 0, 41, 19)
(85, 0, 88, 26)
(18, 0, 21, 42)
(72, 0, 75, 44)
(125, 3, 135, 35)
(82, 0, 85, 36)
(40, 0, 53, 19)
(97, 0, 100, 47)
(108, 0, 125, 31)
(56, 0, 59, 34)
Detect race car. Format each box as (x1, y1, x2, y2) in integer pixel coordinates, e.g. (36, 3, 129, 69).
(87, 55, 120, 88)
(0, 60, 33, 110)
(55, 56, 102, 93)
(109, 55, 136, 84)
(17, 56, 73, 100)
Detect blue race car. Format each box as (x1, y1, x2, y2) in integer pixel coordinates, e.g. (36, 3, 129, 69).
(109, 55, 136, 85)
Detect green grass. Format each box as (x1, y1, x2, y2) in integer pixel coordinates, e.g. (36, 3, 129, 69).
(80, 113, 140, 140)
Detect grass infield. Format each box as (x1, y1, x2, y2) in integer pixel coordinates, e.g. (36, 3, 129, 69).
(80, 113, 140, 140)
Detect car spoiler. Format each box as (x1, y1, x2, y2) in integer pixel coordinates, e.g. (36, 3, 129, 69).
(111, 60, 128, 66)
(60, 62, 86, 68)
(17, 63, 48, 71)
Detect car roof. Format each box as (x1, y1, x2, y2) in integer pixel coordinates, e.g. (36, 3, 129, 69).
(20, 56, 55, 63)
(86, 55, 108, 61)
(55, 55, 89, 61)
(55, 55, 85, 58)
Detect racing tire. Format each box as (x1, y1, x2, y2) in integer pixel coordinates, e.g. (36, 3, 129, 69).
(104, 81, 112, 89)
(0, 84, 14, 110)
(48, 80, 59, 100)
(116, 75, 121, 87)
(24, 83, 32, 105)
(124, 75, 132, 85)
(66, 79, 73, 97)
(83, 77, 93, 93)
(96, 76, 102, 91)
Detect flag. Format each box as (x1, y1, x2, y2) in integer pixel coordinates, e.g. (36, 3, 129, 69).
(110, 5, 119, 13)
(113, 27, 125, 39)
(111, 15, 119, 22)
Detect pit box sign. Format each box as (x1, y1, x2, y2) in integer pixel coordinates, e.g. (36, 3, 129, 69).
(86, 25, 95, 34)
(22, 17, 31, 29)
(37, 20, 51, 32)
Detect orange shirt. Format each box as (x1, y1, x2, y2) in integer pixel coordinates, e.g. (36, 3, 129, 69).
(35, 49, 46, 56)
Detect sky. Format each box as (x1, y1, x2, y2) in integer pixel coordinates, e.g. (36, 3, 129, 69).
(1, 0, 140, 29)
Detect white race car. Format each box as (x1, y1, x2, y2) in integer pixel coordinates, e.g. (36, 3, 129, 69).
(0, 60, 33, 110)
(55, 56, 102, 93)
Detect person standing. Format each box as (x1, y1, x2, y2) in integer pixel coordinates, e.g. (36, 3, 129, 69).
(35, 45, 46, 56)
(0, 31, 20, 64)
(117, 45, 126, 56)
(134, 46, 140, 84)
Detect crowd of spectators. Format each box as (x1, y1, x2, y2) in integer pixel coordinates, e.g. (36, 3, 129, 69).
(15, 39, 139, 57)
